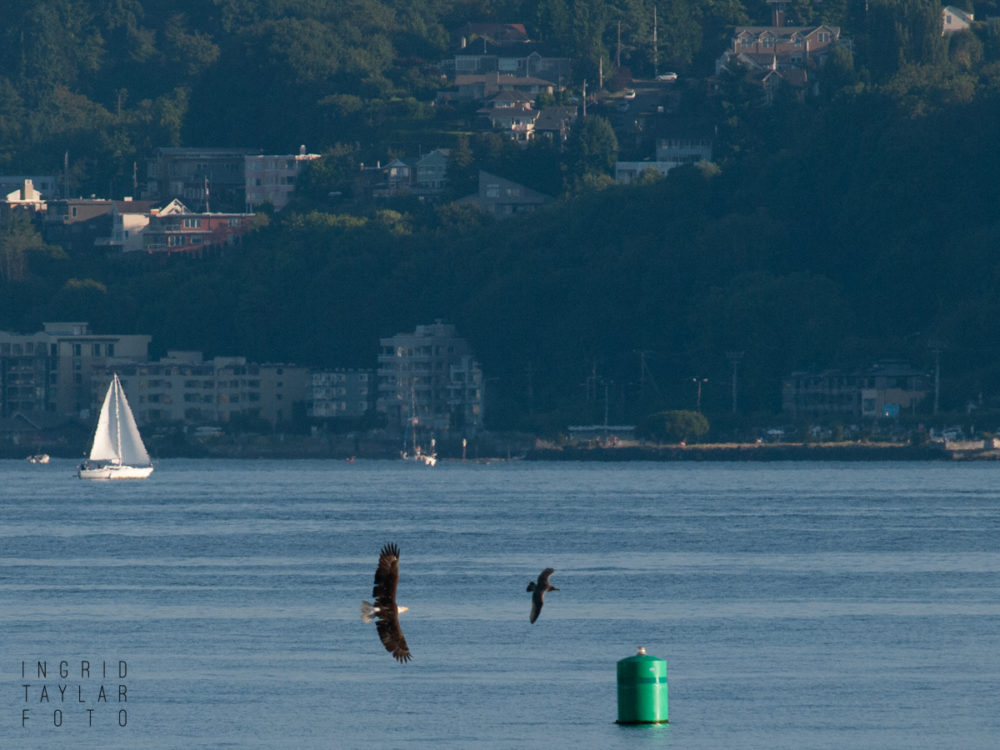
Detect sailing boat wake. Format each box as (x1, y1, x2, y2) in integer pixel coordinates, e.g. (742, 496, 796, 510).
(78, 373, 154, 480)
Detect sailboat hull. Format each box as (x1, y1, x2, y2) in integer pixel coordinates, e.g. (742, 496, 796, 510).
(79, 464, 154, 480)
(80, 373, 154, 481)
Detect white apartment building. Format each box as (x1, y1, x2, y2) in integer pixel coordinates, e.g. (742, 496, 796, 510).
(93, 352, 309, 428)
(244, 146, 321, 212)
(0, 322, 151, 418)
(377, 322, 484, 435)
(310, 370, 374, 419)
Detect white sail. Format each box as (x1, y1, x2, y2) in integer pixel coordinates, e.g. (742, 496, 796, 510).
(79, 374, 153, 479)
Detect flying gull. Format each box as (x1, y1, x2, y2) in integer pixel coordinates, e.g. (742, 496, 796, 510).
(526, 568, 558, 623)
(361, 542, 412, 662)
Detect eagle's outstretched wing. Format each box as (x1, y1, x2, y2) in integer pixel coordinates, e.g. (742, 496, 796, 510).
(372, 543, 411, 662)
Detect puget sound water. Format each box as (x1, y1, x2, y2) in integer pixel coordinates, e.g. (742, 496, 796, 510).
(1, 458, 999, 749)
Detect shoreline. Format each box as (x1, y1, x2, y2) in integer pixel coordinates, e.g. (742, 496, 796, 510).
(524, 442, 1000, 462)
(8, 437, 999, 462)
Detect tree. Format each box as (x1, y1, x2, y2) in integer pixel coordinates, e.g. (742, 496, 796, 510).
(865, 0, 947, 82)
(445, 134, 476, 198)
(565, 115, 618, 181)
(0, 214, 57, 283)
(646, 410, 710, 443)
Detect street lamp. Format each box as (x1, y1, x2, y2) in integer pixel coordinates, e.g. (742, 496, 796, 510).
(691, 377, 708, 412)
(726, 351, 744, 413)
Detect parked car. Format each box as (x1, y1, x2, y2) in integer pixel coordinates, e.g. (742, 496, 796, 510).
(623, 89, 636, 100)
(657, 72, 678, 82)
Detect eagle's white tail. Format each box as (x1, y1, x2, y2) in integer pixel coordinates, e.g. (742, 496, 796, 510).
(360, 600, 377, 623)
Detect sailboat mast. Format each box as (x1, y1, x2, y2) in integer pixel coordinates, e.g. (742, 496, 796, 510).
(114, 375, 123, 464)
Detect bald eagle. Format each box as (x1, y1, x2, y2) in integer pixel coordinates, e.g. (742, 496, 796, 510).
(527, 568, 558, 623)
(361, 542, 412, 662)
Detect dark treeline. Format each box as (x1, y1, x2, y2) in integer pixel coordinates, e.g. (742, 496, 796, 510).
(2, 0, 1000, 432)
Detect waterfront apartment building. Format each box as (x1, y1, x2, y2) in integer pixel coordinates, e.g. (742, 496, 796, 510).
(93, 351, 309, 428)
(0, 322, 151, 419)
(309, 370, 374, 420)
(782, 362, 931, 419)
(376, 322, 484, 435)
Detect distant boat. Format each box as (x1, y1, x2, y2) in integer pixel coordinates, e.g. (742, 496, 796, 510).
(26, 454, 50, 464)
(78, 374, 154, 480)
(400, 384, 437, 466)
(402, 420, 437, 466)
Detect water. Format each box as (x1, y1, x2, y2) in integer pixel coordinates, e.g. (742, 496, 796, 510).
(2, 459, 999, 749)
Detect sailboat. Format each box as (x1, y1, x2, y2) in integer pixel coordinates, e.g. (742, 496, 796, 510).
(78, 373, 154, 480)
(399, 379, 437, 466)
(401, 416, 437, 466)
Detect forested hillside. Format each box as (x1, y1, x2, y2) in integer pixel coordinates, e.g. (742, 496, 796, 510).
(2, 0, 1000, 431)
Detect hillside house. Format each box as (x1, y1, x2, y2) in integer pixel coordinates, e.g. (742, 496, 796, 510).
(446, 23, 571, 84)
(144, 147, 260, 213)
(141, 199, 254, 254)
(942, 6, 974, 34)
(460, 171, 552, 217)
(368, 149, 452, 198)
(414, 149, 450, 192)
(95, 199, 159, 253)
(616, 132, 714, 184)
(716, 5, 842, 81)
(478, 91, 539, 141)
(244, 146, 321, 212)
(3, 179, 44, 211)
(0, 175, 58, 201)
(533, 105, 579, 144)
(41, 199, 118, 254)
(451, 73, 555, 103)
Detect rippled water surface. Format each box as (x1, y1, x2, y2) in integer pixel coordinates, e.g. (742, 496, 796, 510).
(2, 459, 999, 749)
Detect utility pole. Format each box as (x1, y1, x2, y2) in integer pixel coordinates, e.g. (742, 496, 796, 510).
(617, 20, 622, 68)
(930, 344, 943, 415)
(525, 361, 535, 415)
(726, 351, 744, 413)
(653, 7, 658, 76)
(636, 350, 664, 404)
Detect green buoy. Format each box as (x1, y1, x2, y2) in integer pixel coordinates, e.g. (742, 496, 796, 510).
(616, 646, 668, 724)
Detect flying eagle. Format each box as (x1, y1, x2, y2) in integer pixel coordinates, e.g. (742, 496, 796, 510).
(526, 568, 558, 623)
(361, 542, 412, 662)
